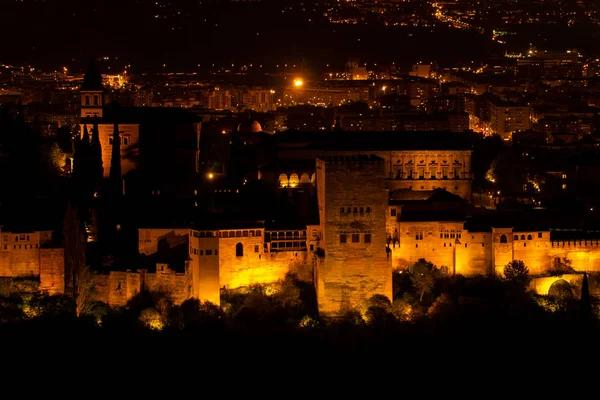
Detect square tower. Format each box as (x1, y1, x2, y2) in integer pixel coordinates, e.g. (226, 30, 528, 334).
(315, 154, 392, 317)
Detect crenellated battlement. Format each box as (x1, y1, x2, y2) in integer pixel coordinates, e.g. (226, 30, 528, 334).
(318, 154, 384, 169)
(551, 240, 600, 249)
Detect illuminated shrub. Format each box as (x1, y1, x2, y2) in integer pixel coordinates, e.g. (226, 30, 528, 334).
(139, 307, 164, 331)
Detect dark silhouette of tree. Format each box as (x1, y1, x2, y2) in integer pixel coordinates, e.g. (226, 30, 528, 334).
(580, 272, 592, 320)
(364, 294, 395, 327)
(503, 260, 530, 289)
(90, 117, 103, 189)
(73, 124, 90, 195)
(549, 257, 575, 275)
(409, 258, 445, 302)
(62, 201, 96, 317)
(109, 122, 122, 194)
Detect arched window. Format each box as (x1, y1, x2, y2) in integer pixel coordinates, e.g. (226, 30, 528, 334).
(514, 235, 519, 240)
(85, 96, 90, 106)
(346, 207, 351, 213)
(520, 235, 525, 240)
(236, 242, 243, 257)
(527, 234, 532, 240)
(366, 207, 371, 213)
(500, 234, 507, 243)
(354, 207, 358, 213)
(340, 207, 344, 213)
(94, 96, 99, 106)
(360, 207, 364, 214)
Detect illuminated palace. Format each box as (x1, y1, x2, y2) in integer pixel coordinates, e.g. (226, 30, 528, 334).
(2, 71, 600, 316)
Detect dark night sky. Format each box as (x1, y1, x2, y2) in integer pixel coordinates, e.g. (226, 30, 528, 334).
(2, 0, 599, 73)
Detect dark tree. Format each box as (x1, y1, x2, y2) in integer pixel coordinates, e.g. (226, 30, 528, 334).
(62, 202, 95, 317)
(90, 117, 103, 189)
(503, 260, 530, 289)
(580, 272, 592, 320)
(109, 122, 122, 193)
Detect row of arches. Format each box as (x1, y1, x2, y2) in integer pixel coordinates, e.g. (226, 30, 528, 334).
(279, 173, 315, 188)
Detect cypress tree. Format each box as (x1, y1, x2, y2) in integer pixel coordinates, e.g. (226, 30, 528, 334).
(73, 124, 89, 180)
(90, 117, 103, 187)
(109, 122, 122, 193)
(580, 271, 592, 320)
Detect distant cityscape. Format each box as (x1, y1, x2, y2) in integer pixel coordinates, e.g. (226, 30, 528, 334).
(2, 0, 600, 373)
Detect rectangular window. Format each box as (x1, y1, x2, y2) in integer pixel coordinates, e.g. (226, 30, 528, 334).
(538, 232, 542, 238)
(254, 245, 259, 253)
(123, 136, 129, 145)
(351, 234, 360, 243)
(310, 244, 314, 251)
(391, 209, 397, 217)
(364, 233, 371, 243)
(340, 234, 347, 244)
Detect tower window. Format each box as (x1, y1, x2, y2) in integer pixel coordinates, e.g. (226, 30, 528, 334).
(500, 234, 508, 243)
(340, 234, 347, 244)
(351, 234, 360, 243)
(364, 233, 371, 243)
(391, 209, 397, 217)
(236, 242, 244, 257)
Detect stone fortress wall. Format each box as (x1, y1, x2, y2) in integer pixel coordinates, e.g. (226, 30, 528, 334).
(3, 141, 600, 312)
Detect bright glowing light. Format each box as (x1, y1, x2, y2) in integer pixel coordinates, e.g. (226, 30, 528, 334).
(208, 173, 214, 179)
(293, 78, 304, 87)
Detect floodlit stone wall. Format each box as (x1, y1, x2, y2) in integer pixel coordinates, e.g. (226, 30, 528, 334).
(315, 155, 393, 317)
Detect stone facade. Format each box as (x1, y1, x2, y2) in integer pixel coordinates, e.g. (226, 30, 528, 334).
(0, 231, 54, 277)
(329, 150, 472, 201)
(92, 266, 189, 307)
(315, 154, 393, 317)
(39, 249, 65, 295)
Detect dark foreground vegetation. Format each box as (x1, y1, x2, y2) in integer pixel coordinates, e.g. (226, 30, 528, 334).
(3, 259, 600, 386)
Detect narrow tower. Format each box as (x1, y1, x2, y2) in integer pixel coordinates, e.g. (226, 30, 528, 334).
(80, 59, 104, 118)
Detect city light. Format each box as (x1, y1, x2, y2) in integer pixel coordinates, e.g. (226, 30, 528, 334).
(294, 78, 304, 87)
